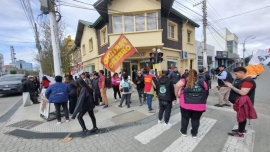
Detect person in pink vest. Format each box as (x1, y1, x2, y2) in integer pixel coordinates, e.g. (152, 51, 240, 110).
(174, 69, 209, 139)
(111, 73, 121, 101)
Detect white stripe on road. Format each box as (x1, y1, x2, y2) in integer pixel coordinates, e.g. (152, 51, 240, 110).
(163, 117, 217, 152)
(222, 125, 255, 152)
(134, 113, 181, 144)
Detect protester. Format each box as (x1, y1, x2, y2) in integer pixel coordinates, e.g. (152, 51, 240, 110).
(33, 76, 40, 95)
(211, 67, 216, 80)
(118, 74, 133, 108)
(41, 76, 50, 89)
(25, 76, 40, 104)
(45, 76, 69, 124)
(111, 73, 121, 101)
(134, 70, 145, 106)
(67, 75, 77, 115)
(174, 69, 209, 138)
(144, 69, 158, 113)
(215, 65, 233, 107)
(72, 79, 98, 136)
(81, 72, 92, 88)
(182, 69, 189, 78)
(99, 70, 109, 108)
(225, 67, 257, 138)
(158, 70, 176, 126)
(92, 73, 102, 105)
(170, 67, 181, 86)
(198, 68, 211, 94)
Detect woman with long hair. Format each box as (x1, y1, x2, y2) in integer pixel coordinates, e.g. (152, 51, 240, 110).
(71, 79, 98, 136)
(67, 75, 77, 114)
(41, 76, 50, 89)
(174, 69, 208, 138)
(112, 73, 121, 101)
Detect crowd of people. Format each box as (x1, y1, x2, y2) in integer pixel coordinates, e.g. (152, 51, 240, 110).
(22, 65, 257, 138)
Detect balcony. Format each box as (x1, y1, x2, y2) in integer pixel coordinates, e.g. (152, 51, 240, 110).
(108, 30, 164, 48)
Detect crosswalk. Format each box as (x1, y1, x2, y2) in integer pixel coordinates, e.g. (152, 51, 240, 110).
(134, 113, 255, 152)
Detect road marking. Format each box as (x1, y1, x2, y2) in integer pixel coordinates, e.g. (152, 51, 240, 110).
(222, 125, 255, 152)
(134, 113, 181, 144)
(163, 117, 216, 152)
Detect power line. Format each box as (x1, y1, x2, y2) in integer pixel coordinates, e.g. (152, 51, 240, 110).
(207, 27, 226, 51)
(175, 1, 203, 17)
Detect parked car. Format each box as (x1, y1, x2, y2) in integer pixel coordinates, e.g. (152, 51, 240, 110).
(0, 74, 24, 95)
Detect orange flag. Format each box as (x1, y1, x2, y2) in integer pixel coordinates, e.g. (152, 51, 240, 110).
(101, 34, 137, 72)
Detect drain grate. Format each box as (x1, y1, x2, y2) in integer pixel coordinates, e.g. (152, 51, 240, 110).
(8, 120, 44, 129)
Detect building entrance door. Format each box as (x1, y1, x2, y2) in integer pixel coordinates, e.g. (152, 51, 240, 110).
(123, 61, 131, 76)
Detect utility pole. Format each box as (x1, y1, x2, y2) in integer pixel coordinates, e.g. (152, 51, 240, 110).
(48, 0, 62, 76)
(34, 23, 43, 74)
(194, 0, 207, 69)
(10, 46, 16, 64)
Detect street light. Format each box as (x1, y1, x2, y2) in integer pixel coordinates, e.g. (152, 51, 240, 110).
(243, 36, 256, 67)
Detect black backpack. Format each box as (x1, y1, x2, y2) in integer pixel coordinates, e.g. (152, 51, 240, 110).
(225, 71, 234, 83)
(183, 79, 207, 104)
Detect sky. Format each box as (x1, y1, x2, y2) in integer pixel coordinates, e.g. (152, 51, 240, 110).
(0, 0, 269, 65)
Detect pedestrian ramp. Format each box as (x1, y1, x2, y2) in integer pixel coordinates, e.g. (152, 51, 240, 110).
(134, 114, 255, 152)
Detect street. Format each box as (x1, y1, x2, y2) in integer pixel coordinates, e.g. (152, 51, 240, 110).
(0, 67, 269, 152)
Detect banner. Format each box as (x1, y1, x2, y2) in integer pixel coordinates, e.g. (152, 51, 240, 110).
(101, 34, 137, 72)
(249, 49, 270, 65)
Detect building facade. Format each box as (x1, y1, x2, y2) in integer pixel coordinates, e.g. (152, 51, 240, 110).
(195, 41, 215, 71)
(15, 60, 33, 71)
(75, 0, 199, 77)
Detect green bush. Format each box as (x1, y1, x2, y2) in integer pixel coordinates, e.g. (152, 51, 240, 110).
(10, 70, 17, 74)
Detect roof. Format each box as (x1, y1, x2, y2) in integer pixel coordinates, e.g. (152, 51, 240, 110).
(170, 8, 200, 27)
(74, 20, 93, 47)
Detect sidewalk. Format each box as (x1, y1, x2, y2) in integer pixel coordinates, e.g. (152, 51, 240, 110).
(4, 80, 221, 137)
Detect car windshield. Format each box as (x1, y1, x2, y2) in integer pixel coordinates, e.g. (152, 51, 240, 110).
(0, 75, 23, 82)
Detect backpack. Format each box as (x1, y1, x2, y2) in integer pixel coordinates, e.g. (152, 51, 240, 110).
(224, 71, 234, 83)
(105, 77, 112, 89)
(122, 80, 131, 93)
(183, 79, 207, 104)
(198, 74, 206, 82)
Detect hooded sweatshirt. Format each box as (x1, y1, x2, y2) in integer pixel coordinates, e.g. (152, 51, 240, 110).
(158, 75, 176, 102)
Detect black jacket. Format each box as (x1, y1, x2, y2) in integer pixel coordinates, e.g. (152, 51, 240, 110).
(158, 76, 176, 102)
(68, 80, 77, 98)
(72, 87, 95, 119)
(134, 75, 145, 89)
(25, 80, 36, 93)
(170, 71, 181, 84)
(92, 78, 100, 92)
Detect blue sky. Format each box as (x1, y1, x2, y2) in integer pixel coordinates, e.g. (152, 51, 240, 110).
(0, 0, 269, 65)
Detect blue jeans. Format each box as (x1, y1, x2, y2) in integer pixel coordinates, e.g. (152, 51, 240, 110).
(146, 94, 154, 111)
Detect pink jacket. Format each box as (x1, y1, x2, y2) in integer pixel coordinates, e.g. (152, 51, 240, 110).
(179, 79, 208, 111)
(111, 77, 120, 86)
(233, 96, 258, 122)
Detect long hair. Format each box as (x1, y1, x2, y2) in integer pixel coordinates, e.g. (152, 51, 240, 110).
(42, 76, 50, 82)
(185, 69, 198, 88)
(76, 78, 93, 95)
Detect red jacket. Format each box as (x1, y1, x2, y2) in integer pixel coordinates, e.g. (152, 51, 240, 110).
(41, 80, 50, 88)
(233, 96, 258, 122)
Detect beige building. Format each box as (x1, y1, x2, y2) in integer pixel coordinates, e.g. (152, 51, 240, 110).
(74, 0, 199, 78)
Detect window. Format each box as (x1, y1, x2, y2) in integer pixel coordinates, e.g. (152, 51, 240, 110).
(167, 21, 178, 40)
(113, 16, 123, 33)
(187, 31, 192, 43)
(89, 38, 93, 52)
(100, 26, 107, 45)
(135, 14, 145, 31)
(82, 44, 86, 55)
(147, 12, 157, 30)
(124, 15, 134, 32)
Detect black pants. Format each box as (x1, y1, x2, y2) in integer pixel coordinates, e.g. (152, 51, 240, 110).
(180, 107, 203, 136)
(158, 100, 172, 124)
(69, 97, 77, 114)
(29, 92, 38, 103)
(113, 85, 121, 99)
(120, 94, 131, 106)
(94, 91, 102, 104)
(238, 119, 247, 133)
(54, 102, 69, 122)
(137, 88, 146, 102)
(77, 109, 97, 131)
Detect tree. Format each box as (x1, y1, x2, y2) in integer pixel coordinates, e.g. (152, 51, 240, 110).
(61, 35, 74, 75)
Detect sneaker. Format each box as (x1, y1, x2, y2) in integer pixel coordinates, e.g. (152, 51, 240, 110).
(164, 123, 172, 127)
(90, 127, 99, 133)
(149, 110, 156, 113)
(214, 104, 223, 107)
(127, 105, 130, 108)
(158, 120, 162, 124)
(223, 104, 231, 107)
(56, 121, 61, 125)
(179, 130, 187, 137)
(232, 129, 247, 134)
(66, 120, 69, 123)
(192, 135, 197, 139)
(118, 105, 122, 108)
(228, 132, 244, 138)
(99, 102, 103, 106)
(103, 105, 108, 109)
(115, 99, 117, 102)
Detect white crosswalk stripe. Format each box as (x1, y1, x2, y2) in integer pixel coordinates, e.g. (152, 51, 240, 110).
(163, 117, 217, 152)
(134, 113, 181, 144)
(222, 125, 255, 152)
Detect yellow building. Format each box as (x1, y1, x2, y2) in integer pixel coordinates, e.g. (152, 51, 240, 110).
(74, 0, 199, 78)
